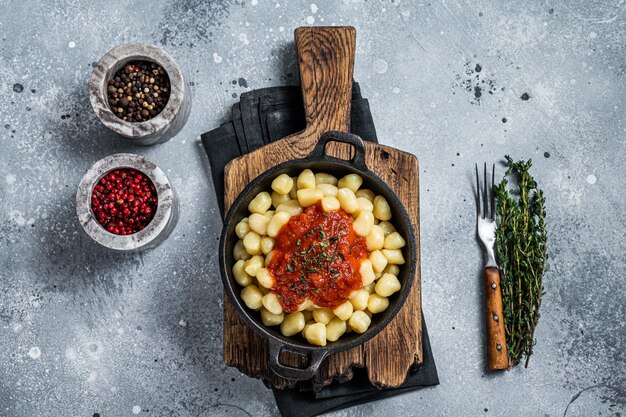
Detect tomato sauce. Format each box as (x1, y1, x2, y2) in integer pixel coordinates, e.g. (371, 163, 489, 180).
(267, 202, 368, 312)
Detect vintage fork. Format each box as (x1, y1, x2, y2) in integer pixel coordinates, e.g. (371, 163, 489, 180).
(476, 163, 509, 370)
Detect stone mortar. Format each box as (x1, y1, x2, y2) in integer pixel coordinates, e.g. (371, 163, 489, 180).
(76, 153, 179, 252)
(89, 43, 191, 145)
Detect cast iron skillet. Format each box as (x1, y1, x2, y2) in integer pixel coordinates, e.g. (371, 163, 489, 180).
(219, 130, 416, 381)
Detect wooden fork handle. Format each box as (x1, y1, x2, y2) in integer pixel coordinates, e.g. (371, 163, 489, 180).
(485, 267, 509, 370)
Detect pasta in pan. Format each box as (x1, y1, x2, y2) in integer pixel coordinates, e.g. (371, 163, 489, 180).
(232, 169, 406, 346)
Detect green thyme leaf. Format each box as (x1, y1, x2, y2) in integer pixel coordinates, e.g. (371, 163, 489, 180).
(495, 156, 547, 369)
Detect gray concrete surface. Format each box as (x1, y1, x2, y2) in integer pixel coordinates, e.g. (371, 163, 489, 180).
(1, 1, 625, 416)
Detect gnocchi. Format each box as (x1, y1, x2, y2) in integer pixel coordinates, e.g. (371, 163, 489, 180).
(243, 231, 262, 255)
(367, 294, 389, 314)
(244, 255, 264, 277)
(281, 312, 305, 337)
(304, 322, 327, 346)
(355, 188, 375, 201)
(338, 173, 363, 192)
(297, 169, 316, 189)
(271, 191, 291, 208)
(337, 188, 358, 213)
(271, 174, 294, 195)
(261, 308, 284, 326)
(375, 273, 402, 297)
(231, 169, 408, 345)
(248, 192, 272, 214)
(235, 218, 251, 239)
(248, 214, 270, 236)
(349, 310, 371, 334)
(232, 260, 253, 286)
(315, 172, 338, 186)
(317, 183, 338, 197)
(372, 196, 392, 221)
(326, 317, 347, 342)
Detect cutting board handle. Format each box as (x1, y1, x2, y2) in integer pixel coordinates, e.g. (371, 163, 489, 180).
(295, 26, 356, 138)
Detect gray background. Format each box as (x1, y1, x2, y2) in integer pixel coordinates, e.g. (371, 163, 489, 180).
(1, 0, 624, 416)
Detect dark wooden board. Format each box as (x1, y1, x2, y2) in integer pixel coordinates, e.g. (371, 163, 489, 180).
(222, 26, 422, 389)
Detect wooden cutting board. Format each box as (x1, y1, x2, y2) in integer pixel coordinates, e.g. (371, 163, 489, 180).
(222, 26, 422, 390)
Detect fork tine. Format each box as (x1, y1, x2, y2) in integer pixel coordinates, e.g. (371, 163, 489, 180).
(475, 163, 481, 218)
(491, 164, 495, 220)
(483, 162, 488, 220)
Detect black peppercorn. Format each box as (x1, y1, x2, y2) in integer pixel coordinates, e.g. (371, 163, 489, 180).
(107, 60, 170, 123)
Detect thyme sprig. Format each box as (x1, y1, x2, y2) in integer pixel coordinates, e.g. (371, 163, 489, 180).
(494, 156, 547, 368)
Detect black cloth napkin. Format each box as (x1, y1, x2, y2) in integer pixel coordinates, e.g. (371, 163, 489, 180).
(200, 83, 439, 417)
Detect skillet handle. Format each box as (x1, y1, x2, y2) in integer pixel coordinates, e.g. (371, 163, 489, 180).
(268, 339, 329, 381)
(308, 131, 368, 171)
